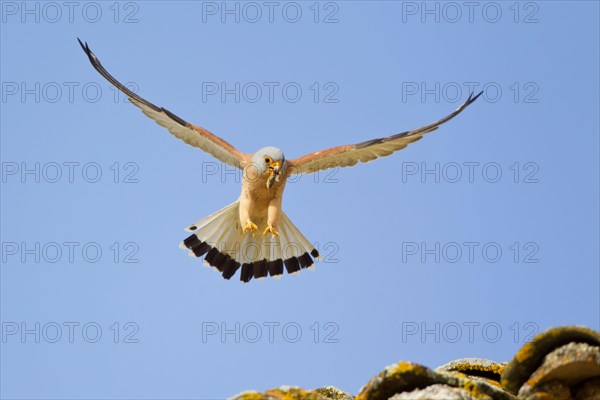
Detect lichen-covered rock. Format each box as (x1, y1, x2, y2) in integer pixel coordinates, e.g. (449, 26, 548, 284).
(435, 358, 506, 387)
(389, 384, 473, 399)
(520, 380, 573, 400)
(355, 362, 454, 400)
(230, 326, 600, 400)
(230, 390, 277, 400)
(573, 377, 600, 400)
(502, 326, 600, 395)
(355, 361, 515, 400)
(517, 342, 600, 399)
(231, 386, 331, 400)
(312, 386, 354, 400)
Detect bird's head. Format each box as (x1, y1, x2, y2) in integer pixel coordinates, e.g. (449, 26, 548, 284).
(252, 146, 286, 189)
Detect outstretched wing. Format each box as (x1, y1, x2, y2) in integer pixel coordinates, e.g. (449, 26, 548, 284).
(287, 92, 482, 175)
(78, 39, 247, 169)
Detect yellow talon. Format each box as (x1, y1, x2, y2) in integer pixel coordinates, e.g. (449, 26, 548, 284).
(263, 224, 279, 238)
(243, 219, 258, 236)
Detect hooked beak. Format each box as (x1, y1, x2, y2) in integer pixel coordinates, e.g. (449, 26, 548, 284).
(271, 161, 281, 175)
(266, 161, 282, 189)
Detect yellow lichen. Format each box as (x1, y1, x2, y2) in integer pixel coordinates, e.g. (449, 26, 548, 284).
(387, 361, 419, 375)
(516, 342, 535, 363)
(232, 392, 270, 400)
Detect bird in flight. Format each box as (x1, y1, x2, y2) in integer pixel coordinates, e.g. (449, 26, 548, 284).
(78, 38, 482, 283)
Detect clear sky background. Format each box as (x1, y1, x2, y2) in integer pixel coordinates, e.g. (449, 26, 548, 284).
(1, 1, 598, 399)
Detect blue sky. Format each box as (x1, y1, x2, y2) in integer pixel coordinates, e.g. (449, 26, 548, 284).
(1, 1, 598, 398)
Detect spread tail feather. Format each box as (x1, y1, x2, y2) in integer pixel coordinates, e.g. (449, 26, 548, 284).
(179, 200, 320, 282)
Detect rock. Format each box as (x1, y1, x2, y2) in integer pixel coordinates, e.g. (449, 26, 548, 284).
(231, 386, 331, 400)
(517, 342, 600, 399)
(313, 386, 355, 400)
(573, 377, 600, 400)
(501, 326, 600, 395)
(389, 384, 474, 399)
(436, 358, 506, 387)
(355, 361, 515, 400)
(229, 326, 600, 400)
(520, 380, 573, 400)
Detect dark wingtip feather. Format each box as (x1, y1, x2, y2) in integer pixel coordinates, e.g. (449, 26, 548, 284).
(76, 37, 162, 113)
(462, 91, 483, 109)
(161, 107, 189, 127)
(471, 90, 484, 103)
(77, 37, 86, 51)
(77, 37, 92, 59)
(77, 38, 106, 72)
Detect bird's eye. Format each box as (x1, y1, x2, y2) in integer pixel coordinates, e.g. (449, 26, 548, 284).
(264, 156, 272, 164)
